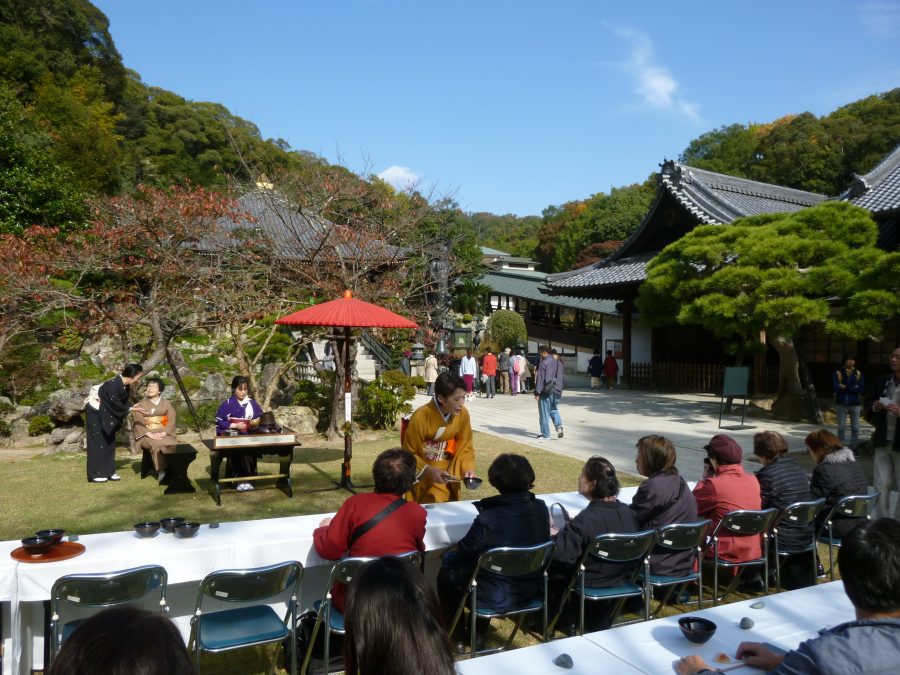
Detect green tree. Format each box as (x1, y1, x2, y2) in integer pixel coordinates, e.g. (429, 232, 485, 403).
(678, 123, 762, 177)
(483, 310, 527, 352)
(0, 83, 88, 233)
(637, 202, 899, 420)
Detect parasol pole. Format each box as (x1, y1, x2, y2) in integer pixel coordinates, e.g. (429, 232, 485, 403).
(340, 325, 353, 489)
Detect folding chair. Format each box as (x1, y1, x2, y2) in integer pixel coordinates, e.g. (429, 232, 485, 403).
(448, 541, 555, 657)
(188, 560, 303, 675)
(709, 508, 778, 605)
(645, 520, 710, 618)
(817, 493, 879, 581)
(49, 564, 168, 664)
(549, 530, 656, 637)
(771, 499, 825, 591)
(301, 551, 421, 675)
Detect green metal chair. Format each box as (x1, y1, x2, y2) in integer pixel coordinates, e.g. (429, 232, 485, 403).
(301, 551, 421, 675)
(709, 508, 778, 605)
(817, 493, 879, 580)
(645, 520, 710, 618)
(188, 560, 303, 675)
(771, 498, 825, 591)
(449, 541, 556, 657)
(49, 564, 168, 664)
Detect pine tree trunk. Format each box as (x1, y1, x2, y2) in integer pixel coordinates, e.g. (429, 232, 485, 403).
(770, 334, 815, 421)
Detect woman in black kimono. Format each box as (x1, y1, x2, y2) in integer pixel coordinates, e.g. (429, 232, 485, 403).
(85, 363, 144, 483)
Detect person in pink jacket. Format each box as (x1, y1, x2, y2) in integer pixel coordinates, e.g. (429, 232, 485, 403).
(693, 434, 762, 567)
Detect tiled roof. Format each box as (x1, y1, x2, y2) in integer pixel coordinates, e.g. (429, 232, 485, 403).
(545, 253, 656, 292)
(480, 270, 619, 315)
(200, 190, 404, 261)
(480, 245, 511, 256)
(840, 144, 900, 215)
(656, 160, 826, 226)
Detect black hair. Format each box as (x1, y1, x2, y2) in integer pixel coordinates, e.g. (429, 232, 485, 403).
(582, 456, 619, 500)
(753, 431, 788, 460)
(434, 371, 465, 398)
(121, 364, 144, 378)
(635, 435, 677, 476)
(372, 448, 416, 495)
(46, 606, 194, 675)
(230, 375, 251, 393)
(606, 350, 613, 356)
(841, 354, 856, 365)
(838, 518, 900, 614)
(344, 558, 455, 675)
(488, 453, 535, 493)
(144, 377, 165, 394)
(539, 344, 549, 354)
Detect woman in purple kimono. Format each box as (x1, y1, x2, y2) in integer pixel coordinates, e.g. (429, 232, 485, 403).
(215, 375, 262, 492)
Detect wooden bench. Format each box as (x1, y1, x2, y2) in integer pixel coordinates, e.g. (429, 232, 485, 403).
(140, 443, 197, 495)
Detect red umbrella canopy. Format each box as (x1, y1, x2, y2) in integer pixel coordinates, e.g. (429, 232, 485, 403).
(275, 290, 418, 329)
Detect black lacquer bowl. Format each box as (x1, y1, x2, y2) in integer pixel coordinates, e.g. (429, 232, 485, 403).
(678, 617, 717, 645)
(134, 522, 161, 538)
(174, 522, 200, 539)
(160, 517, 186, 534)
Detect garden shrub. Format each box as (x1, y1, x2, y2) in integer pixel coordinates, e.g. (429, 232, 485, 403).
(357, 379, 413, 430)
(28, 415, 54, 436)
(194, 401, 220, 426)
(0, 400, 14, 414)
(0, 420, 11, 437)
(380, 370, 419, 399)
(180, 375, 201, 392)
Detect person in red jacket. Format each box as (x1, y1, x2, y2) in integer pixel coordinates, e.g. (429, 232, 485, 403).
(314, 448, 427, 613)
(693, 434, 762, 570)
(481, 349, 498, 398)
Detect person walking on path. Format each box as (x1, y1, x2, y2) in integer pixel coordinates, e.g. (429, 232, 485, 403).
(588, 349, 603, 389)
(481, 348, 498, 398)
(868, 346, 900, 519)
(458, 348, 478, 401)
(424, 351, 438, 396)
(498, 347, 511, 394)
(603, 350, 619, 389)
(534, 345, 563, 440)
(510, 350, 526, 396)
(833, 354, 864, 449)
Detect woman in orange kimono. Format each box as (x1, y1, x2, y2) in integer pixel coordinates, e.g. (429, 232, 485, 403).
(402, 371, 477, 503)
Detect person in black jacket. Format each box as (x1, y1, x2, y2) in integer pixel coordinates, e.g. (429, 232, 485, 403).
(630, 435, 698, 578)
(807, 429, 869, 539)
(437, 453, 549, 639)
(549, 456, 639, 633)
(85, 363, 144, 483)
(753, 431, 814, 589)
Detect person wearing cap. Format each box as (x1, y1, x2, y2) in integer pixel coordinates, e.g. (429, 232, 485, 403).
(693, 434, 762, 564)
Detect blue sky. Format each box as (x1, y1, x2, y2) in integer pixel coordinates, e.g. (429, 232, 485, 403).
(93, 1, 900, 216)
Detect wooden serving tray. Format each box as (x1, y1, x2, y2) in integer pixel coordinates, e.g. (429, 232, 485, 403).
(10, 541, 85, 563)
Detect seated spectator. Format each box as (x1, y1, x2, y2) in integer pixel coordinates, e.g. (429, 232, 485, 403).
(549, 456, 639, 633)
(215, 375, 262, 492)
(753, 431, 814, 589)
(693, 434, 762, 564)
(132, 377, 178, 483)
(437, 453, 549, 638)
(46, 605, 194, 675)
(677, 518, 900, 675)
(345, 557, 455, 675)
(630, 435, 698, 578)
(806, 429, 869, 539)
(314, 448, 426, 613)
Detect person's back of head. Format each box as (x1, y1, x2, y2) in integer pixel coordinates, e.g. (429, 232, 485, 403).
(839, 518, 900, 616)
(344, 557, 455, 675)
(372, 448, 416, 496)
(488, 453, 535, 494)
(47, 606, 194, 675)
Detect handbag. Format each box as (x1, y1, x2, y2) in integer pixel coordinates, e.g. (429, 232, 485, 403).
(540, 378, 558, 396)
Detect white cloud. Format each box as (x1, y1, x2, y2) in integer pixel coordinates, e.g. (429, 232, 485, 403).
(858, 0, 900, 38)
(377, 165, 419, 190)
(615, 26, 700, 120)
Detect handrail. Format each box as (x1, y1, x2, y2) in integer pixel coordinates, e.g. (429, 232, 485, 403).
(359, 331, 396, 371)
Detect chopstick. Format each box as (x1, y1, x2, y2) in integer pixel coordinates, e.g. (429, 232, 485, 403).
(717, 661, 748, 672)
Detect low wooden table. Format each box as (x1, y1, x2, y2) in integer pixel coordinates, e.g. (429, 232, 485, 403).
(204, 430, 298, 505)
(139, 444, 198, 495)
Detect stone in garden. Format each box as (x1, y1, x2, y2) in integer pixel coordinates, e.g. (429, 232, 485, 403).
(47, 391, 87, 423)
(272, 406, 318, 435)
(196, 373, 228, 401)
(740, 617, 754, 629)
(553, 653, 573, 668)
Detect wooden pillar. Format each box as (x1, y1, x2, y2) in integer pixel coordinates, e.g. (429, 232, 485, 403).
(622, 297, 632, 388)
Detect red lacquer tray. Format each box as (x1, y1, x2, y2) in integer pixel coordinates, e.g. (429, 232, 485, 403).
(10, 541, 85, 563)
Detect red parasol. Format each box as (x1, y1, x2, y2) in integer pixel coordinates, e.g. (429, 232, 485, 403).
(276, 290, 418, 491)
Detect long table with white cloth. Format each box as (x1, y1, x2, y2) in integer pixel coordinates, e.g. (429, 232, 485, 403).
(1, 487, 627, 674)
(458, 582, 853, 674)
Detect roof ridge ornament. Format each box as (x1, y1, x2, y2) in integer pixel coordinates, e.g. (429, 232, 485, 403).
(659, 159, 682, 187)
(847, 174, 869, 199)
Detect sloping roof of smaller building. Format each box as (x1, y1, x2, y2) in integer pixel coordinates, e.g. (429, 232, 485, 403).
(481, 269, 619, 315)
(481, 245, 511, 256)
(840, 144, 900, 215)
(545, 253, 656, 293)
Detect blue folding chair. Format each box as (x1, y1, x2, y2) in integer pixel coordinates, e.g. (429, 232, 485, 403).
(772, 499, 825, 591)
(817, 493, 879, 580)
(709, 508, 778, 605)
(645, 520, 710, 617)
(189, 560, 303, 674)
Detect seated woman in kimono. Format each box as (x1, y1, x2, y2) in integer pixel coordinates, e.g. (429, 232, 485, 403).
(132, 377, 177, 483)
(215, 375, 262, 492)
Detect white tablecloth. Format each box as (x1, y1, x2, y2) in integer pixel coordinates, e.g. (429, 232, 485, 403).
(456, 635, 645, 674)
(583, 581, 853, 673)
(1, 488, 616, 675)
